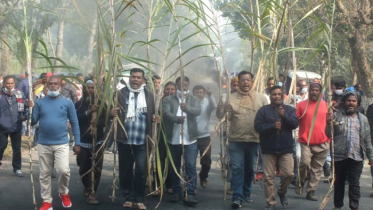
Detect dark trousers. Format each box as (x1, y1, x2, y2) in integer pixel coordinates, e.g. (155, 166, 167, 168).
(118, 143, 147, 203)
(155, 135, 171, 189)
(168, 142, 198, 196)
(76, 145, 104, 192)
(0, 131, 22, 171)
(197, 136, 212, 180)
(334, 158, 363, 209)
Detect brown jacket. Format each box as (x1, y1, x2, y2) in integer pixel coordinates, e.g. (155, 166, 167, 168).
(217, 91, 268, 143)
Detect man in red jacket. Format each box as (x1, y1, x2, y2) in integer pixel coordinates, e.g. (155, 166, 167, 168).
(295, 83, 330, 201)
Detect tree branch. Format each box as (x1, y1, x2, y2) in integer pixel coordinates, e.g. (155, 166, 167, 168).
(335, 0, 356, 32)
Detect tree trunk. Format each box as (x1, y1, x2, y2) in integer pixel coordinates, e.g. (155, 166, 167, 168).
(86, 12, 97, 74)
(348, 24, 373, 98)
(31, 36, 39, 70)
(54, 18, 65, 72)
(1, 26, 10, 75)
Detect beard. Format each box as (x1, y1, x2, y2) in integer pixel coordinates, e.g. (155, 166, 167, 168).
(345, 108, 357, 115)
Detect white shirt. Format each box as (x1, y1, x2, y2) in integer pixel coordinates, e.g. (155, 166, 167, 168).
(171, 95, 196, 145)
(196, 95, 217, 138)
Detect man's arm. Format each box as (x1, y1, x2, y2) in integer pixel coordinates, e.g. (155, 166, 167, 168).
(207, 95, 217, 115)
(184, 96, 201, 116)
(282, 106, 299, 130)
(162, 96, 179, 123)
(254, 106, 276, 133)
(31, 101, 40, 126)
(362, 119, 373, 161)
(68, 101, 81, 145)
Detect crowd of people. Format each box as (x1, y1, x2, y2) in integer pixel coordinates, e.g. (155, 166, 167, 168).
(0, 69, 373, 210)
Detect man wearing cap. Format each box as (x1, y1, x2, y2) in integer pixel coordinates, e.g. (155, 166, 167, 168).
(295, 82, 330, 201)
(326, 91, 373, 210)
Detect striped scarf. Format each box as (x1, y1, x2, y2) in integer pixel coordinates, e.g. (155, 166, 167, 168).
(1, 87, 24, 112)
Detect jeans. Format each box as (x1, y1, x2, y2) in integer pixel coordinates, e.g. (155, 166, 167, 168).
(257, 147, 263, 173)
(168, 142, 198, 196)
(334, 158, 363, 209)
(293, 142, 299, 181)
(228, 142, 259, 203)
(197, 137, 212, 180)
(118, 143, 147, 203)
(0, 131, 22, 171)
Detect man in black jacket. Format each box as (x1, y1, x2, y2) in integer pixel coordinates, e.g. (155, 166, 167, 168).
(75, 80, 106, 205)
(254, 86, 299, 210)
(110, 68, 155, 210)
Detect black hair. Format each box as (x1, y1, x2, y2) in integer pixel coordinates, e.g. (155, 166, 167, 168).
(76, 73, 83, 77)
(130, 68, 145, 78)
(237, 71, 254, 81)
(269, 85, 282, 94)
(3, 75, 15, 82)
(164, 81, 176, 90)
(353, 84, 360, 90)
(152, 75, 161, 80)
(267, 77, 274, 82)
(333, 79, 346, 87)
(175, 76, 190, 85)
(296, 81, 302, 89)
(279, 73, 285, 77)
(192, 85, 205, 93)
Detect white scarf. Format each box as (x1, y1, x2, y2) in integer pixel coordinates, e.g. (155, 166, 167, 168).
(126, 84, 147, 121)
(176, 89, 190, 101)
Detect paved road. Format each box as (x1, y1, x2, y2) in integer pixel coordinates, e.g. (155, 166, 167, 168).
(1, 130, 373, 210)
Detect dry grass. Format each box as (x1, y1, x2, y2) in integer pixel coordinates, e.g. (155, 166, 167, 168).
(3, 136, 31, 159)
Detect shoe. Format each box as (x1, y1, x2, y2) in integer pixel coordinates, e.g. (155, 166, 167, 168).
(169, 194, 182, 203)
(183, 195, 198, 206)
(277, 193, 288, 207)
(201, 179, 208, 188)
(255, 173, 264, 181)
(231, 200, 242, 209)
(243, 196, 252, 203)
(14, 169, 24, 177)
(306, 191, 318, 201)
(39, 202, 53, 210)
(59, 193, 72, 208)
(332, 208, 341, 210)
(276, 168, 281, 177)
(295, 182, 304, 195)
(167, 188, 173, 194)
(264, 204, 276, 210)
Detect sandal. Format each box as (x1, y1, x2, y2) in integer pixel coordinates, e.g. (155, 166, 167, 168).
(123, 201, 133, 208)
(136, 203, 147, 210)
(87, 197, 99, 205)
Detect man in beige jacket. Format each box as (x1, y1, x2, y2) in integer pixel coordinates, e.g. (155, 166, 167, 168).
(217, 71, 268, 209)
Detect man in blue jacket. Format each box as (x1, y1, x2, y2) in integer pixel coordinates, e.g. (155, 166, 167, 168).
(254, 86, 299, 210)
(0, 75, 27, 176)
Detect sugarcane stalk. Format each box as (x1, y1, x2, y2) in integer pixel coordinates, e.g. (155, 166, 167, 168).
(21, 0, 36, 209)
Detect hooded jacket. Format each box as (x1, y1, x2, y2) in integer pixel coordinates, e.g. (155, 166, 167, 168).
(0, 89, 26, 133)
(255, 104, 299, 154)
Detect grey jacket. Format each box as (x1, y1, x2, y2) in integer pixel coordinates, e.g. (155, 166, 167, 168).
(162, 94, 201, 143)
(61, 83, 77, 103)
(325, 111, 373, 161)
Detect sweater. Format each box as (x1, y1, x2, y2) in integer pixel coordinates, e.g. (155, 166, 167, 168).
(31, 95, 81, 145)
(254, 104, 299, 154)
(296, 99, 329, 145)
(196, 95, 217, 138)
(216, 91, 268, 143)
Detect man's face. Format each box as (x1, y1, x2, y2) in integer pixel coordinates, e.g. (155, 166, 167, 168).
(153, 79, 161, 91)
(193, 89, 205, 100)
(47, 77, 61, 92)
(300, 81, 307, 89)
(270, 88, 283, 105)
(129, 72, 144, 89)
(78, 76, 84, 81)
(309, 86, 321, 101)
(267, 80, 274, 89)
(177, 81, 189, 91)
(4, 78, 15, 90)
(345, 95, 358, 115)
(331, 85, 336, 93)
(164, 84, 176, 96)
(238, 74, 253, 92)
(231, 81, 239, 93)
(279, 76, 285, 82)
(296, 87, 301, 95)
(335, 85, 345, 91)
(87, 83, 95, 95)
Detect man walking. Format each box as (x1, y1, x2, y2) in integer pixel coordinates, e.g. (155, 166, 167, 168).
(217, 71, 268, 209)
(0, 75, 27, 176)
(110, 68, 155, 210)
(295, 82, 329, 201)
(162, 76, 201, 206)
(30, 75, 81, 210)
(255, 86, 299, 210)
(193, 85, 217, 189)
(326, 91, 373, 210)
